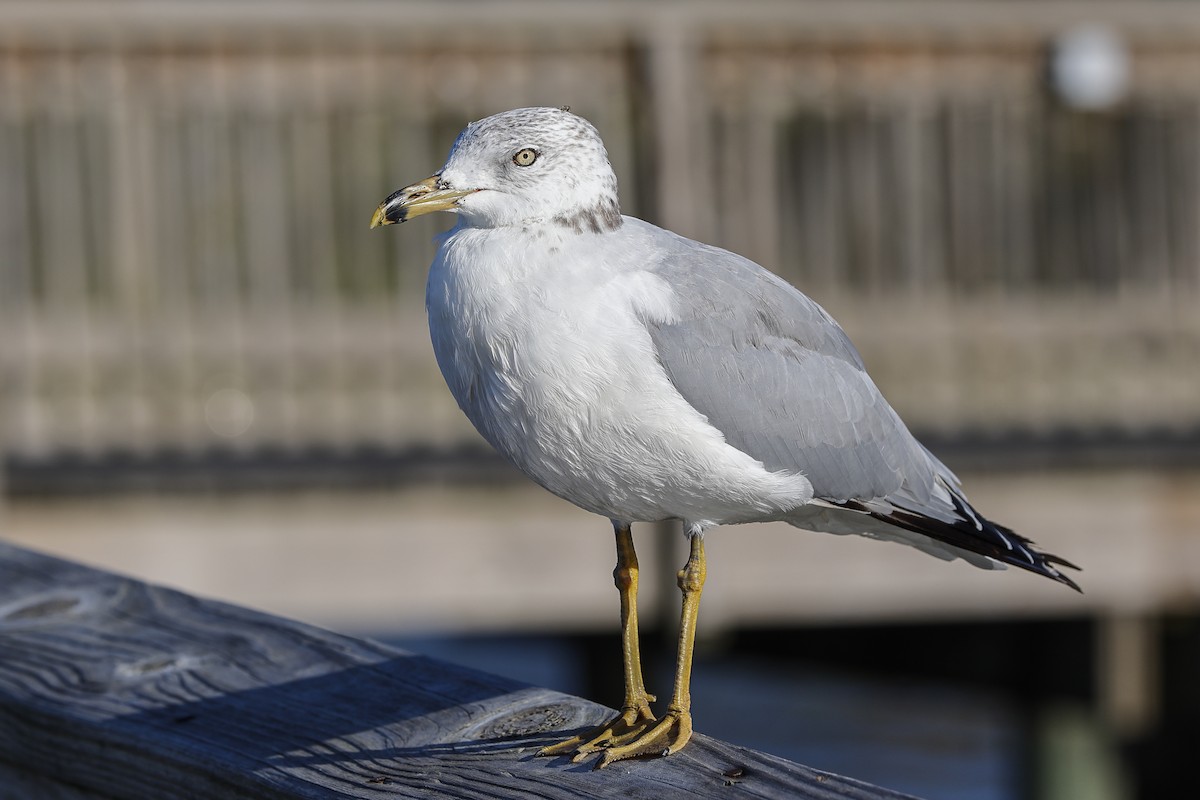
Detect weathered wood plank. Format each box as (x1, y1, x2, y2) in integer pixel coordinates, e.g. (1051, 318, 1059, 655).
(0, 541, 915, 799)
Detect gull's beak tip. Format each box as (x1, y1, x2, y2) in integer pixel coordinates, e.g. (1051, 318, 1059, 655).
(369, 205, 392, 229)
(371, 175, 473, 230)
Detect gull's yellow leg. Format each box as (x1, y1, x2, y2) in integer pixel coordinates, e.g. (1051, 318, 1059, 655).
(596, 533, 705, 767)
(538, 523, 656, 759)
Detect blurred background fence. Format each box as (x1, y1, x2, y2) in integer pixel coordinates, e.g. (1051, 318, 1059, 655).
(2, 0, 1199, 467)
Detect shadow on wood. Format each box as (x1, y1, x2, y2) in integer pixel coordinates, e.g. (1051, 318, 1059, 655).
(0, 540, 917, 799)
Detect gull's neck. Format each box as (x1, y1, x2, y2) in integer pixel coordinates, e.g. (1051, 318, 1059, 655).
(552, 196, 624, 235)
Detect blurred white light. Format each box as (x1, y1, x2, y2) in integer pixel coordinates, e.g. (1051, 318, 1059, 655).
(1050, 25, 1131, 110)
(204, 388, 255, 439)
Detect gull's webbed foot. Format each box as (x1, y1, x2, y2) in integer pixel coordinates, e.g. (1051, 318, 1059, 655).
(594, 709, 692, 767)
(537, 698, 656, 761)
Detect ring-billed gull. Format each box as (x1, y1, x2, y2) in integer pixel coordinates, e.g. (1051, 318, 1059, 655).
(370, 106, 1079, 766)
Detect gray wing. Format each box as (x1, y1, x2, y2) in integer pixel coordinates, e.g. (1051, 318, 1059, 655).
(641, 234, 1081, 590)
(643, 237, 942, 507)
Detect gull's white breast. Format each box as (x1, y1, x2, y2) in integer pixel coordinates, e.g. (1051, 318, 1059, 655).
(425, 221, 813, 528)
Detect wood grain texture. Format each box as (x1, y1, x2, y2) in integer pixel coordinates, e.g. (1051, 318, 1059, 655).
(0, 541, 916, 799)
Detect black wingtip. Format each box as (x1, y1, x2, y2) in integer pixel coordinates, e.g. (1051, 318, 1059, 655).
(1042, 552, 1082, 572)
(835, 497, 1083, 593)
(1053, 570, 1084, 594)
(980, 514, 1083, 593)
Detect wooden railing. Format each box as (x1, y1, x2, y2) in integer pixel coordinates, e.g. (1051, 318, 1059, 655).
(0, 540, 912, 799)
(1, 1, 1199, 464)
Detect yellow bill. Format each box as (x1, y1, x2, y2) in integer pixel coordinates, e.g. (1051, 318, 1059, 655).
(369, 175, 477, 228)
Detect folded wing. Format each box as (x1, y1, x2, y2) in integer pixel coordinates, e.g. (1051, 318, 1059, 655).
(641, 234, 1079, 589)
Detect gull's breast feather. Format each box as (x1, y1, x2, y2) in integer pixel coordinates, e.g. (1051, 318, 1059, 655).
(425, 221, 814, 526)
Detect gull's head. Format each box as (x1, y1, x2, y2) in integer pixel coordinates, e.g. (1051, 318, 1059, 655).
(370, 106, 621, 233)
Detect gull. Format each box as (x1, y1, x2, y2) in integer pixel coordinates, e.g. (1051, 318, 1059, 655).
(370, 106, 1079, 766)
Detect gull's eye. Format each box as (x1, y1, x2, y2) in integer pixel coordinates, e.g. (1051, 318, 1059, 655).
(512, 148, 538, 167)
